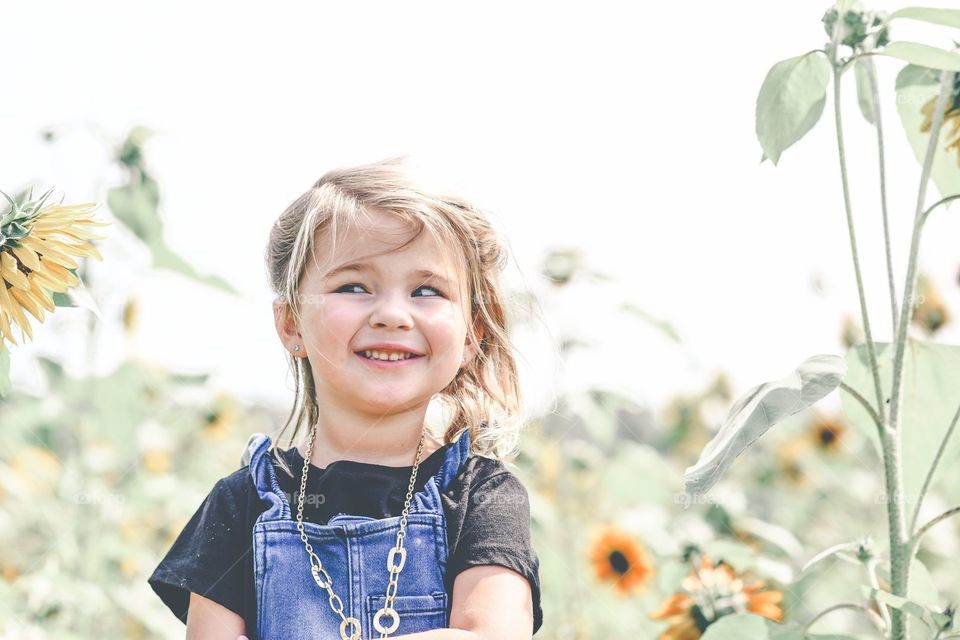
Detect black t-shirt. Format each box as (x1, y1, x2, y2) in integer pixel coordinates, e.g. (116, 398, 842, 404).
(148, 442, 543, 637)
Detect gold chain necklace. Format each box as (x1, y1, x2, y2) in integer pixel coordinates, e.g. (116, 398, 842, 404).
(294, 422, 428, 640)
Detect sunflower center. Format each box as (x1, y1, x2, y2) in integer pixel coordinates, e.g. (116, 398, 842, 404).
(608, 550, 630, 575)
(818, 428, 836, 446)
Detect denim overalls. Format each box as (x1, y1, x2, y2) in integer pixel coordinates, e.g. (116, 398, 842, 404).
(243, 430, 471, 640)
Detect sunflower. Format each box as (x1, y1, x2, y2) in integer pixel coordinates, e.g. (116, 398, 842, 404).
(649, 554, 783, 639)
(202, 391, 240, 440)
(0, 187, 108, 348)
(808, 413, 846, 453)
(588, 525, 655, 597)
(911, 275, 949, 336)
(920, 76, 960, 166)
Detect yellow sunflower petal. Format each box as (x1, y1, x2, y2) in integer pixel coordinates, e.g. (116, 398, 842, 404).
(0, 252, 30, 290)
(10, 245, 42, 271)
(19, 237, 79, 270)
(0, 307, 17, 347)
(25, 282, 56, 312)
(4, 290, 34, 341)
(43, 261, 80, 287)
(28, 269, 70, 293)
(9, 287, 45, 322)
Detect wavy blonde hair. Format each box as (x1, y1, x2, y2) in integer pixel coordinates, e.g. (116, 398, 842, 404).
(264, 156, 524, 477)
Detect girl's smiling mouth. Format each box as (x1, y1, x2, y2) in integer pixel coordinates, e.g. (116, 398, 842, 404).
(354, 351, 424, 368)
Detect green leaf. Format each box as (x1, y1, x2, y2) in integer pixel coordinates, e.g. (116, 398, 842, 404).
(620, 302, 682, 343)
(756, 52, 831, 165)
(700, 613, 855, 639)
(841, 341, 960, 505)
(895, 63, 943, 90)
(880, 42, 960, 71)
(108, 171, 237, 294)
(895, 76, 960, 207)
(861, 585, 951, 629)
(890, 7, 960, 29)
(148, 239, 239, 295)
(106, 177, 163, 244)
(854, 59, 877, 124)
(684, 354, 846, 503)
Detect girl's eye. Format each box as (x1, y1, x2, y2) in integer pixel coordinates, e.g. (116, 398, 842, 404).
(334, 283, 445, 297)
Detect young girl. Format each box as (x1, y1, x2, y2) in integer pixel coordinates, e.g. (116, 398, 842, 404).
(148, 157, 543, 639)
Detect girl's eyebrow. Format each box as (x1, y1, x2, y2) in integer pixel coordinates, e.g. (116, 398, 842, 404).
(324, 261, 451, 286)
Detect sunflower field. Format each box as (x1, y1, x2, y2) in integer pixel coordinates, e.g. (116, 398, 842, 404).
(4, 2, 960, 639)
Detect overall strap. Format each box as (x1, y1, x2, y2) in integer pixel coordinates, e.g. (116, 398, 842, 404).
(437, 428, 472, 494)
(243, 432, 292, 521)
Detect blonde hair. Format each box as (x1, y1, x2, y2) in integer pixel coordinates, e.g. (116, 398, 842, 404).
(264, 156, 524, 477)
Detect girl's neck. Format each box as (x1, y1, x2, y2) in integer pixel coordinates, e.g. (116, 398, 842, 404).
(297, 414, 445, 469)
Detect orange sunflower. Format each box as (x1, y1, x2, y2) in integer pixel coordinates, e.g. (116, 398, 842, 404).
(588, 525, 655, 597)
(808, 413, 846, 453)
(0, 187, 107, 348)
(649, 554, 783, 640)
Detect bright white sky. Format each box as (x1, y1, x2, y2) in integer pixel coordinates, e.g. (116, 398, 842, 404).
(4, 1, 960, 426)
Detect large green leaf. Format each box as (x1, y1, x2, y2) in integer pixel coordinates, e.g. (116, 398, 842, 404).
(683, 355, 847, 500)
(895, 73, 960, 208)
(841, 340, 960, 504)
(756, 52, 831, 166)
(890, 7, 960, 29)
(684, 355, 846, 503)
(895, 63, 942, 90)
(880, 42, 960, 71)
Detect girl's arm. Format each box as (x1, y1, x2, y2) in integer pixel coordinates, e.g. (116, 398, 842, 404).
(185, 591, 247, 640)
(395, 564, 534, 640)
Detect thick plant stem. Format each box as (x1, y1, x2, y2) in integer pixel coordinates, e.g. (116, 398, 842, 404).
(885, 68, 957, 640)
(863, 54, 899, 338)
(832, 55, 905, 639)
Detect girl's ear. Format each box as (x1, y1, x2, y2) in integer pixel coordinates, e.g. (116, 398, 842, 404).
(463, 321, 484, 365)
(273, 301, 301, 350)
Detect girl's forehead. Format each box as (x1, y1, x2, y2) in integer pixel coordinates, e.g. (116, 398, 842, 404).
(316, 224, 468, 286)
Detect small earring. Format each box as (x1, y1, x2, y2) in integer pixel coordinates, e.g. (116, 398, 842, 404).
(293, 344, 301, 352)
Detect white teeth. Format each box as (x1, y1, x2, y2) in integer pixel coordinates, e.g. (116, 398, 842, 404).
(361, 350, 416, 361)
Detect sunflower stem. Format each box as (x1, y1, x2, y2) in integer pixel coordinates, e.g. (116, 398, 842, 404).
(908, 505, 960, 562)
(839, 381, 883, 437)
(885, 67, 957, 640)
(862, 52, 900, 338)
(829, 45, 906, 640)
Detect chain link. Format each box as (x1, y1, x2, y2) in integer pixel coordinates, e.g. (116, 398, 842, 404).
(295, 421, 428, 640)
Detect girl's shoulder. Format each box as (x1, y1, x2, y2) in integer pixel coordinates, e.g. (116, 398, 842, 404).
(449, 452, 531, 501)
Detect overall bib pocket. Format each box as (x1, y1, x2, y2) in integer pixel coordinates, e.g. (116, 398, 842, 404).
(365, 592, 449, 636)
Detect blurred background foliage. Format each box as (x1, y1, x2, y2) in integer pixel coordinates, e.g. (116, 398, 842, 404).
(1, 124, 958, 640)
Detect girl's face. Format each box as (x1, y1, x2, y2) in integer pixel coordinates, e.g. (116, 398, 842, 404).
(278, 208, 479, 418)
